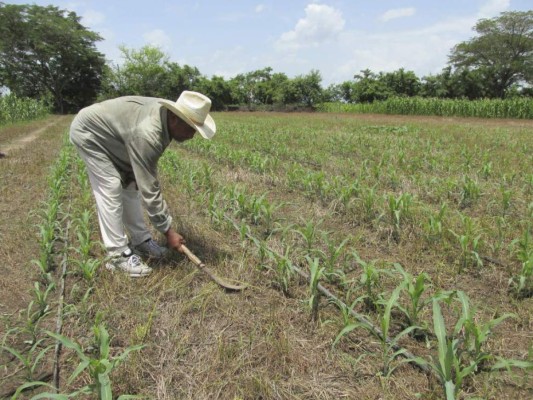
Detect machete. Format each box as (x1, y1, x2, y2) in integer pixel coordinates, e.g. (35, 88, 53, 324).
(181, 245, 247, 291)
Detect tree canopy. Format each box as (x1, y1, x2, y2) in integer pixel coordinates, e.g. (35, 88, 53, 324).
(449, 10, 533, 98)
(0, 3, 106, 112)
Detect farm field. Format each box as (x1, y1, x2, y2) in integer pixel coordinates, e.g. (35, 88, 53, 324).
(1, 112, 532, 399)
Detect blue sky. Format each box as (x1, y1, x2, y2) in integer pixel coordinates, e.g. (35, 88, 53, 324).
(8, 0, 532, 86)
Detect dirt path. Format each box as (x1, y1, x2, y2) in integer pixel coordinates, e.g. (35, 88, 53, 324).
(0, 117, 68, 156)
(0, 115, 72, 330)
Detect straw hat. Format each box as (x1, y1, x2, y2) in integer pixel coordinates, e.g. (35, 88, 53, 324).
(159, 91, 216, 139)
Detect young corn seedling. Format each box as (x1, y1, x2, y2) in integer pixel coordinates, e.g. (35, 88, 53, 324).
(394, 263, 432, 336)
(249, 235, 275, 267)
(500, 184, 512, 215)
(479, 160, 492, 179)
(449, 213, 483, 272)
(459, 176, 480, 208)
(334, 178, 360, 212)
(274, 246, 294, 295)
(424, 298, 476, 400)
(352, 251, 391, 312)
(73, 258, 102, 282)
(33, 221, 56, 274)
(317, 233, 350, 281)
(424, 203, 447, 243)
(307, 256, 325, 322)
(334, 282, 418, 377)
(258, 198, 283, 237)
(207, 191, 224, 226)
(2, 338, 54, 382)
(19, 283, 55, 346)
(454, 291, 515, 370)
(40, 316, 145, 399)
(509, 227, 533, 297)
(360, 185, 378, 223)
(388, 192, 413, 240)
(74, 210, 94, 260)
(292, 219, 321, 256)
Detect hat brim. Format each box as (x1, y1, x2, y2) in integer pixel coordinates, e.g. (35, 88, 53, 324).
(159, 100, 216, 139)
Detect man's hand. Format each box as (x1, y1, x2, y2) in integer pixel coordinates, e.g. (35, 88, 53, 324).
(165, 227, 186, 252)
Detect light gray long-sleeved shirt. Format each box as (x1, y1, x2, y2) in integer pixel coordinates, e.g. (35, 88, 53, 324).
(70, 96, 173, 233)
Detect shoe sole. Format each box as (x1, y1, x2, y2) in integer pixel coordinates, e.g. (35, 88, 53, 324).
(105, 262, 152, 278)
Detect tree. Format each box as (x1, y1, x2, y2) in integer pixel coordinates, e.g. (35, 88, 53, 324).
(162, 62, 203, 98)
(449, 11, 533, 98)
(380, 68, 421, 97)
(284, 70, 324, 107)
(352, 69, 392, 103)
(420, 66, 486, 99)
(102, 45, 169, 98)
(195, 75, 233, 111)
(0, 3, 106, 113)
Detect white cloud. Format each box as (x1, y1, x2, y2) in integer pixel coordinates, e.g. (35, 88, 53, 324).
(477, 0, 510, 18)
(82, 9, 105, 26)
(143, 29, 172, 50)
(379, 7, 416, 22)
(276, 4, 345, 51)
(255, 4, 265, 13)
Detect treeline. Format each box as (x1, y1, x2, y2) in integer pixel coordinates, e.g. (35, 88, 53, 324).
(0, 4, 532, 114)
(99, 47, 533, 112)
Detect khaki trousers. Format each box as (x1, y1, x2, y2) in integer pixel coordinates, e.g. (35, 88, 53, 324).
(72, 145, 151, 257)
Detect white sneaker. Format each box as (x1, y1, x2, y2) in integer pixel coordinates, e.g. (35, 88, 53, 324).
(106, 249, 152, 277)
(133, 239, 168, 259)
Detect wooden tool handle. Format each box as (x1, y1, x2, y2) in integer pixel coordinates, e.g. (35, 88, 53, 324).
(181, 245, 205, 267)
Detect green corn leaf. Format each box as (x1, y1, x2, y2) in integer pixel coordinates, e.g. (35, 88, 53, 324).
(333, 323, 362, 347)
(46, 331, 88, 361)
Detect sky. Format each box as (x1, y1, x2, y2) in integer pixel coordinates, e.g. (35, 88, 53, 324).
(7, 0, 533, 86)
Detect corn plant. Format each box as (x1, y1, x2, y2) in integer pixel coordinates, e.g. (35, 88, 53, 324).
(459, 176, 480, 208)
(388, 192, 413, 239)
(479, 160, 493, 179)
(292, 219, 321, 256)
(449, 213, 483, 272)
(509, 227, 533, 297)
(334, 283, 418, 377)
(317, 233, 350, 280)
(250, 235, 275, 267)
(424, 299, 477, 400)
(454, 291, 515, 370)
(35, 317, 145, 399)
(307, 256, 325, 321)
(352, 251, 391, 312)
(13, 283, 55, 348)
(0, 93, 50, 125)
(258, 198, 283, 236)
(73, 258, 102, 282)
(2, 338, 54, 382)
(394, 264, 432, 334)
(500, 185, 513, 215)
(334, 179, 360, 212)
(410, 290, 523, 400)
(360, 185, 378, 222)
(33, 220, 57, 274)
(274, 246, 294, 295)
(73, 210, 94, 260)
(424, 203, 447, 243)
